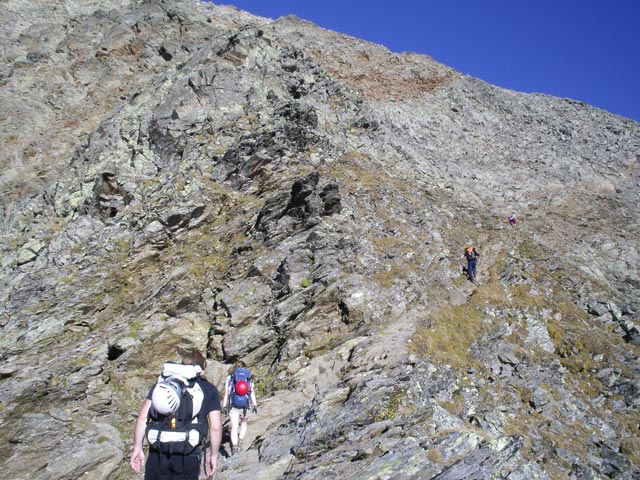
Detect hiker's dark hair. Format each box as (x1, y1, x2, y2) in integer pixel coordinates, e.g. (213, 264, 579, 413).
(182, 350, 206, 370)
(228, 360, 247, 374)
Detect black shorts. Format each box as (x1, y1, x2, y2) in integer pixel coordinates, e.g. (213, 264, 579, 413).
(144, 449, 202, 480)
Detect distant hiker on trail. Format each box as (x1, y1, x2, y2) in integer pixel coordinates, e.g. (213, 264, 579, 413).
(461, 246, 479, 282)
(508, 211, 517, 226)
(130, 350, 222, 479)
(222, 360, 258, 455)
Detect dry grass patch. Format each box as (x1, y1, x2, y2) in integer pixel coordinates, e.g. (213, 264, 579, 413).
(410, 278, 508, 367)
(411, 303, 487, 367)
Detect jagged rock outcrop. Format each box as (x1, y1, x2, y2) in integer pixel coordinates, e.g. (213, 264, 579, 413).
(1, 1, 639, 479)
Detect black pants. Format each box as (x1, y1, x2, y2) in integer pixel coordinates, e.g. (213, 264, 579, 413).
(467, 259, 477, 281)
(145, 449, 202, 480)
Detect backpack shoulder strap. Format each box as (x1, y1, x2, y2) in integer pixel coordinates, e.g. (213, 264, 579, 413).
(188, 380, 205, 419)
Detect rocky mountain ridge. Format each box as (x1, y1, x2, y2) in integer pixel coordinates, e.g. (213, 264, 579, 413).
(0, 1, 639, 479)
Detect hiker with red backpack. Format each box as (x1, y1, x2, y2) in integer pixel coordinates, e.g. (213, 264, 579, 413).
(130, 350, 222, 479)
(222, 360, 258, 455)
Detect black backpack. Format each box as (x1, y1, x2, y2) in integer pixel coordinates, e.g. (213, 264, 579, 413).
(145, 362, 208, 454)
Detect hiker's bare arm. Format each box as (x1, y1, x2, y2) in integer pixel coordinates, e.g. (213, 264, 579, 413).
(130, 399, 151, 473)
(221, 381, 229, 408)
(250, 389, 258, 408)
(205, 410, 222, 476)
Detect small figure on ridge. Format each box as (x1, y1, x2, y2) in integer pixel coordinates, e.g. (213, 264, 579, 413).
(461, 246, 480, 282)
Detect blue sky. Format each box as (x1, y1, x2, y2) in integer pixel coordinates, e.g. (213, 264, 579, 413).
(216, 1, 640, 123)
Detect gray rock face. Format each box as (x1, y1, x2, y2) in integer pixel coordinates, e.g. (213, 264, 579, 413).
(1, 1, 639, 480)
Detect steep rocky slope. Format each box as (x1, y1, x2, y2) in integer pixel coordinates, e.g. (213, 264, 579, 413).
(1, 1, 639, 479)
